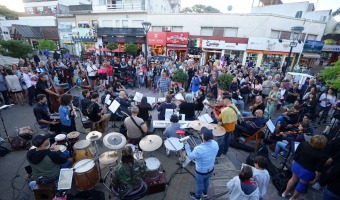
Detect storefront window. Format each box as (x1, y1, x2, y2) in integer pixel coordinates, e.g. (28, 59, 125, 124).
(261, 54, 283, 68)
(246, 53, 258, 66)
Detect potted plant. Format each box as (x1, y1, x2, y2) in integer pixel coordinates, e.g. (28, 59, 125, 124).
(218, 73, 234, 96)
(172, 69, 188, 87)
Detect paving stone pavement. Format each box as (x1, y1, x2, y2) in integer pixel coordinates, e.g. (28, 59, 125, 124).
(0, 86, 326, 200)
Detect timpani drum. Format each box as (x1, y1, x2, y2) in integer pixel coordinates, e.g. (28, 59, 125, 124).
(145, 157, 161, 179)
(73, 140, 95, 162)
(164, 137, 183, 156)
(73, 159, 99, 191)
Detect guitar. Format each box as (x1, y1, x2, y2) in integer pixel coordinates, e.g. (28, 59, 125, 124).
(203, 103, 225, 115)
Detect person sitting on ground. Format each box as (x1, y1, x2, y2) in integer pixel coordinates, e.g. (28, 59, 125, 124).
(115, 91, 132, 116)
(124, 106, 147, 145)
(179, 93, 196, 121)
(227, 165, 260, 200)
(163, 114, 182, 139)
(112, 145, 147, 198)
(252, 156, 270, 200)
(157, 94, 177, 120)
(234, 109, 266, 138)
(27, 135, 69, 184)
(87, 92, 111, 133)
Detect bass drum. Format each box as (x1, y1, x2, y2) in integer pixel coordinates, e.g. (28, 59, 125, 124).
(73, 159, 99, 191)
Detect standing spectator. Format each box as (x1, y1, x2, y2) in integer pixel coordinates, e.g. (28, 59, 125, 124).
(33, 54, 40, 65)
(22, 67, 35, 106)
(0, 65, 9, 105)
(262, 76, 274, 99)
(5, 69, 24, 105)
(240, 77, 251, 106)
(264, 83, 280, 120)
(253, 156, 270, 200)
(157, 72, 171, 97)
(317, 88, 336, 125)
(186, 64, 195, 91)
(191, 71, 201, 98)
(86, 61, 98, 90)
(98, 63, 107, 90)
(53, 50, 60, 61)
(209, 74, 218, 99)
(285, 82, 300, 105)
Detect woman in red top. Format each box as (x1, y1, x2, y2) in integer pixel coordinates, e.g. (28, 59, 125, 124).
(105, 61, 113, 84)
(98, 63, 108, 90)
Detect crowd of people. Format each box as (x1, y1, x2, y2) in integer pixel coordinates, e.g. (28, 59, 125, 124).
(0, 52, 337, 199)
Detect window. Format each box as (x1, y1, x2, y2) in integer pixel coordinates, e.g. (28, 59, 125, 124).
(280, 31, 291, 40)
(224, 27, 238, 37)
(116, 20, 120, 27)
(295, 11, 303, 18)
(152, 26, 162, 32)
(78, 21, 90, 28)
(132, 20, 143, 27)
(213, 27, 224, 36)
(172, 26, 183, 32)
(200, 27, 213, 36)
(307, 34, 317, 40)
(122, 20, 128, 28)
(102, 20, 113, 27)
(58, 23, 72, 32)
(270, 30, 280, 39)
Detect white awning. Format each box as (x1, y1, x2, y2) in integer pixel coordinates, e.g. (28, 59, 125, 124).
(302, 53, 321, 59)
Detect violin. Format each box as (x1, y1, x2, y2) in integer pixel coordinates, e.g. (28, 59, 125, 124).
(275, 130, 302, 137)
(204, 103, 225, 115)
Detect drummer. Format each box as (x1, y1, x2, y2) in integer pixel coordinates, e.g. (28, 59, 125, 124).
(112, 146, 147, 198)
(27, 135, 69, 184)
(163, 114, 182, 138)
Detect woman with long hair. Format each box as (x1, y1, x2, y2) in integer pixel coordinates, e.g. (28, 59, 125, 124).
(137, 96, 153, 122)
(58, 94, 77, 133)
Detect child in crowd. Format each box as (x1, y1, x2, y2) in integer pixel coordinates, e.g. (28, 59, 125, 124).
(253, 156, 270, 200)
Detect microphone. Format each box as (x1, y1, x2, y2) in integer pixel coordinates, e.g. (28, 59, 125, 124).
(179, 136, 191, 143)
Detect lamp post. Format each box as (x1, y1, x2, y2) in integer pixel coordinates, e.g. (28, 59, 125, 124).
(99, 44, 102, 64)
(142, 21, 151, 64)
(282, 26, 304, 77)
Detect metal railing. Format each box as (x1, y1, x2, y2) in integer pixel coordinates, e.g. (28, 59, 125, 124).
(106, 3, 145, 11)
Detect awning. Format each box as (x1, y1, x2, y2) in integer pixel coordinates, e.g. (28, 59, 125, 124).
(246, 50, 262, 54)
(41, 27, 59, 40)
(263, 51, 288, 56)
(12, 24, 42, 38)
(302, 53, 321, 59)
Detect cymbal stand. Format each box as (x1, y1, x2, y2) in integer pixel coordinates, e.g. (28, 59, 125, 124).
(0, 105, 13, 144)
(92, 140, 112, 193)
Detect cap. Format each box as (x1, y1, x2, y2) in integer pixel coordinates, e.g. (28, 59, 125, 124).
(32, 134, 50, 147)
(201, 127, 213, 141)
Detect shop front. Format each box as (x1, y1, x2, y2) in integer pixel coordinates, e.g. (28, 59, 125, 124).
(247, 37, 303, 69)
(71, 28, 97, 57)
(147, 32, 167, 56)
(224, 42, 247, 64)
(165, 32, 189, 61)
(201, 40, 225, 65)
(300, 40, 324, 67)
(321, 44, 340, 65)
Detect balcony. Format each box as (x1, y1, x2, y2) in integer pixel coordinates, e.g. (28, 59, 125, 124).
(93, 3, 145, 13)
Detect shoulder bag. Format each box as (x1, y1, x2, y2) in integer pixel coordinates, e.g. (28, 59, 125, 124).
(130, 116, 147, 135)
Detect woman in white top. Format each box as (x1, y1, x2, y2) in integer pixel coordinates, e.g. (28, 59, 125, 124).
(317, 88, 337, 125)
(86, 61, 98, 90)
(5, 68, 24, 105)
(251, 79, 262, 105)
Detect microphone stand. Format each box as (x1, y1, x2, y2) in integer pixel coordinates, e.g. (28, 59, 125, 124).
(0, 104, 14, 144)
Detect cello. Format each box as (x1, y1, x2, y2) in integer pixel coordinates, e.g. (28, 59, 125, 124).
(44, 65, 65, 113)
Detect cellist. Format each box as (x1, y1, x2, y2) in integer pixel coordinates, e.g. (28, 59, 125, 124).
(36, 73, 60, 113)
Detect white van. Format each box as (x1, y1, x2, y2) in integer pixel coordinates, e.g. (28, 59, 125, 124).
(285, 72, 314, 89)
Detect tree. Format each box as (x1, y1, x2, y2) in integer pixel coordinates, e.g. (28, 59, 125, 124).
(0, 5, 18, 20)
(106, 43, 118, 51)
(218, 73, 234, 91)
(181, 4, 221, 13)
(37, 39, 57, 51)
(125, 43, 138, 55)
(0, 40, 33, 59)
(320, 60, 340, 90)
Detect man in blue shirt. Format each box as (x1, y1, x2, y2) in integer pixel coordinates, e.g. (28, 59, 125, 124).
(235, 109, 266, 137)
(185, 127, 219, 200)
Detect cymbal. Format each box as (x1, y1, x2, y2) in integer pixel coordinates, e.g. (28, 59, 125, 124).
(139, 135, 162, 152)
(207, 124, 226, 137)
(99, 151, 119, 164)
(190, 120, 209, 131)
(103, 132, 127, 150)
(86, 131, 102, 141)
(67, 131, 80, 139)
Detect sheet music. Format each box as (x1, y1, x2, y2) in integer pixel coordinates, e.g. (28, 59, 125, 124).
(147, 97, 156, 105)
(165, 109, 174, 121)
(203, 99, 210, 110)
(266, 119, 275, 134)
(198, 114, 213, 124)
(108, 100, 120, 113)
(58, 168, 73, 190)
(294, 142, 301, 151)
(104, 94, 112, 105)
(158, 97, 165, 103)
(133, 92, 143, 102)
(175, 93, 184, 101)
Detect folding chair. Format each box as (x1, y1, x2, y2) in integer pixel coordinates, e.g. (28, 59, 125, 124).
(240, 128, 263, 152)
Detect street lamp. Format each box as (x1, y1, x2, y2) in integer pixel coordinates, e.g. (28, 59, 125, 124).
(282, 26, 304, 77)
(142, 21, 151, 64)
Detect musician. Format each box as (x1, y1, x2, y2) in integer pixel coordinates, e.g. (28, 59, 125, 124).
(137, 96, 153, 122)
(88, 92, 111, 133)
(76, 71, 91, 90)
(58, 94, 77, 134)
(35, 73, 60, 112)
(285, 82, 300, 105)
(163, 114, 182, 139)
(113, 80, 124, 96)
(274, 101, 300, 126)
(195, 89, 205, 111)
(242, 96, 265, 117)
(157, 94, 177, 120)
(115, 91, 132, 116)
(33, 94, 61, 134)
(179, 93, 196, 121)
(80, 89, 91, 116)
(112, 146, 147, 198)
(213, 95, 239, 156)
(184, 127, 218, 200)
(234, 109, 266, 138)
(27, 135, 69, 184)
(124, 106, 147, 144)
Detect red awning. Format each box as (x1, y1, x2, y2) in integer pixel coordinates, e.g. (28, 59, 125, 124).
(113, 48, 125, 53)
(147, 32, 166, 46)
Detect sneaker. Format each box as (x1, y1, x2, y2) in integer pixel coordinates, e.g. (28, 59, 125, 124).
(190, 192, 200, 200)
(269, 153, 277, 159)
(202, 192, 208, 198)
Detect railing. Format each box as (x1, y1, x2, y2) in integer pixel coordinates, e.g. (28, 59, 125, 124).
(106, 3, 145, 11)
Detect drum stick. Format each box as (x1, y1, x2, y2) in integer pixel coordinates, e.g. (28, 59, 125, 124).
(167, 139, 178, 151)
(72, 159, 94, 171)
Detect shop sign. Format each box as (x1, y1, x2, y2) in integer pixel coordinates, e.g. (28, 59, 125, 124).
(106, 36, 145, 43)
(202, 40, 225, 49)
(72, 28, 96, 37)
(322, 44, 340, 52)
(247, 37, 303, 53)
(147, 32, 166, 45)
(224, 43, 247, 51)
(303, 40, 324, 53)
(72, 36, 97, 42)
(166, 32, 189, 44)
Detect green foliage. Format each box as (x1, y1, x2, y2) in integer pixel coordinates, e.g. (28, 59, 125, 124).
(125, 43, 138, 55)
(0, 40, 33, 59)
(181, 4, 221, 13)
(321, 60, 340, 90)
(0, 5, 18, 19)
(37, 39, 57, 51)
(218, 73, 234, 91)
(172, 70, 188, 84)
(106, 43, 118, 51)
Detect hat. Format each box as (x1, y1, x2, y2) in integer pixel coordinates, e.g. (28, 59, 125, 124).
(201, 127, 213, 141)
(32, 134, 50, 147)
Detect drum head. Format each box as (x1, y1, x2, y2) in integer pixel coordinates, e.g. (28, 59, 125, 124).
(164, 137, 183, 151)
(73, 140, 91, 150)
(145, 157, 160, 171)
(73, 159, 95, 173)
(55, 134, 66, 141)
(67, 131, 80, 139)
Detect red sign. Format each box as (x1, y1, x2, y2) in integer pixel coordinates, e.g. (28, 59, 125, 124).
(166, 32, 189, 44)
(147, 32, 166, 45)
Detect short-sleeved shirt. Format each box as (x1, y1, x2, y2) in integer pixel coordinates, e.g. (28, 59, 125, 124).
(88, 103, 101, 122)
(36, 80, 49, 98)
(33, 103, 51, 125)
(219, 106, 238, 132)
(124, 116, 145, 139)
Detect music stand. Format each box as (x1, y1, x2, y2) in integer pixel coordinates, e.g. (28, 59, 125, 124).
(0, 104, 14, 143)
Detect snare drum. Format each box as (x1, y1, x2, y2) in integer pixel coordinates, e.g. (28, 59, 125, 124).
(73, 159, 99, 191)
(145, 157, 161, 179)
(164, 137, 183, 156)
(73, 140, 95, 162)
(55, 134, 67, 146)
